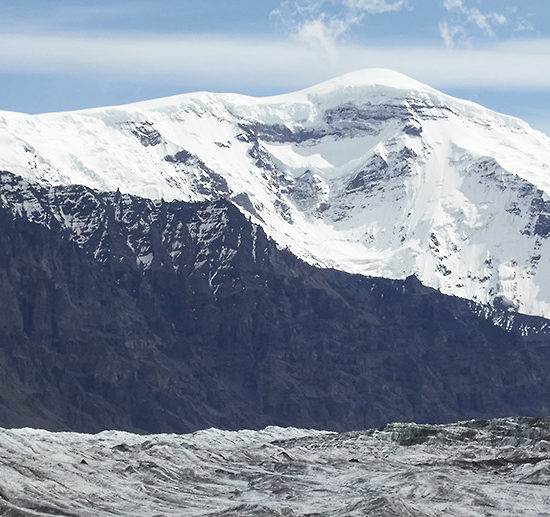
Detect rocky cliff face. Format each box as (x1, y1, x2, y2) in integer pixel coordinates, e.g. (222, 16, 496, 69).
(1, 171, 549, 433)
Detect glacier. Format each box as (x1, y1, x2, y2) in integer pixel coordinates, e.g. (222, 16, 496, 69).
(1, 68, 550, 317)
(1, 418, 550, 516)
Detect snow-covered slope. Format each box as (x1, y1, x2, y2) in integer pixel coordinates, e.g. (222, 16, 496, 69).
(2, 418, 550, 516)
(1, 69, 550, 316)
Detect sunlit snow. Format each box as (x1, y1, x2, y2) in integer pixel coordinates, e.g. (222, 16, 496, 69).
(1, 69, 549, 317)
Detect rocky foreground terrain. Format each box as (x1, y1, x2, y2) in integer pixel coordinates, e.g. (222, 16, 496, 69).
(1, 417, 550, 516)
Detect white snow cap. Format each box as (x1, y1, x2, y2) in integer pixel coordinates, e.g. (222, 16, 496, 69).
(2, 69, 550, 318)
(304, 68, 431, 92)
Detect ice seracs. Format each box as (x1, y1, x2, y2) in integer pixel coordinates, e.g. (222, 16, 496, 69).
(1, 69, 550, 317)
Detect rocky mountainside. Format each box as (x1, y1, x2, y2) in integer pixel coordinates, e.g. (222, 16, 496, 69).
(1, 417, 550, 516)
(1, 69, 550, 317)
(1, 171, 550, 433)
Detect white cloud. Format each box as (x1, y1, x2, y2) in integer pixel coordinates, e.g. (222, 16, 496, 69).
(441, 0, 507, 47)
(439, 21, 464, 49)
(515, 19, 534, 33)
(271, 0, 407, 57)
(443, 0, 463, 10)
(343, 0, 407, 14)
(0, 33, 548, 94)
(293, 15, 353, 56)
(467, 8, 506, 36)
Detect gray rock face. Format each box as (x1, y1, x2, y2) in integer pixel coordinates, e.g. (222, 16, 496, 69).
(1, 417, 549, 516)
(1, 171, 550, 434)
(125, 121, 163, 147)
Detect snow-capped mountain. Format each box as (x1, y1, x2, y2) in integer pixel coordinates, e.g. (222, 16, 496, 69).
(1, 69, 549, 317)
(2, 418, 550, 516)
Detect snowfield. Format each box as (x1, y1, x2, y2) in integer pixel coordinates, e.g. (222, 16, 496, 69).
(1, 418, 550, 516)
(1, 69, 550, 317)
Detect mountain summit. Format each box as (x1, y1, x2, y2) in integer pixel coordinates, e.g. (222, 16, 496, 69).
(1, 69, 549, 317)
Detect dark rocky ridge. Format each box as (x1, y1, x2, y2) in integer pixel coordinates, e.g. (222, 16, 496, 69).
(1, 171, 550, 433)
(237, 101, 447, 144)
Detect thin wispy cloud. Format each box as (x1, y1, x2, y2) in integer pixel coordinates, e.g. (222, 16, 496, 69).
(271, 0, 407, 58)
(515, 19, 534, 33)
(0, 1, 151, 33)
(440, 0, 507, 48)
(342, 0, 406, 14)
(0, 32, 548, 94)
(439, 22, 464, 49)
(293, 14, 354, 57)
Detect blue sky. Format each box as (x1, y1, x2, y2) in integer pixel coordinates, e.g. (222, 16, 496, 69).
(0, 0, 549, 134)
